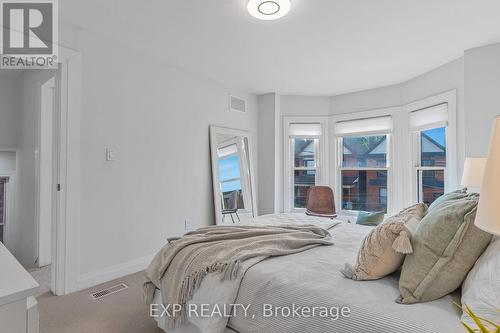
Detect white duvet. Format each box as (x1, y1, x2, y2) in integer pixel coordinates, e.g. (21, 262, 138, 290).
(151, 214, 462, 333)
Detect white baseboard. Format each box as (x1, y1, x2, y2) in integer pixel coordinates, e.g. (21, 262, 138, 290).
(77, 254, 154, 290)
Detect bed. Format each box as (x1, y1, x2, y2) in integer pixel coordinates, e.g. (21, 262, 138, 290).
(150, 214, 463, 333)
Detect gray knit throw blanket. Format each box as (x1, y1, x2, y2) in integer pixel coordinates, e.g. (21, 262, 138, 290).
(143, 224, 333, 329)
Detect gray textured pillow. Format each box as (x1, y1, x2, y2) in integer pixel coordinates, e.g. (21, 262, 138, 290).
(398, 195, 492, 304)
(342, 204, 427, 281)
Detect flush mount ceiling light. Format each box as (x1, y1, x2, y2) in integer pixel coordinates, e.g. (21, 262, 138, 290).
(247, 0, 291, 20)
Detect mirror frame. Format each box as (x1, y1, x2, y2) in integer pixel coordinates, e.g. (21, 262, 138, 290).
(209, 125, 257, 225)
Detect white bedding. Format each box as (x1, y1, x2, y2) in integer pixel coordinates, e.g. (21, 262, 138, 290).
(151, 214, 463, 333)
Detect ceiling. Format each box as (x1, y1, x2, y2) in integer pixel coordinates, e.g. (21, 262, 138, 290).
(60, 0, 500, 96)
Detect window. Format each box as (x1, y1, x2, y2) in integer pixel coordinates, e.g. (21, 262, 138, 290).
(410, 103, 448, 206)
(339, 135, 389, 213)
(286, 122, 323, 210)
(335, 115, 392, 213)
(415, 127, 446, 205)
(292, 138, 318, 208)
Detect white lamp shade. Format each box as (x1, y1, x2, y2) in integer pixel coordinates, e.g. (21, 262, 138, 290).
(475, 116, 500, 236)
(461, 157, 487, 188)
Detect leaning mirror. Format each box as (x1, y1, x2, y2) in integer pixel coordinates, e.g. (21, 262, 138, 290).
(210, 126, 257, 225)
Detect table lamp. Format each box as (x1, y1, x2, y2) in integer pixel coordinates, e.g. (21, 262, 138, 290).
(475, 116, 500, 236)
(461, 157, 487, 192)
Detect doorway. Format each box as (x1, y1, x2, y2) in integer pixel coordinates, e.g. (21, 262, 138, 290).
(0, 69, 59, 296)
(1, 44, 82, 296)
(0, 175, 11, 244)
(31, 75, 58, 296)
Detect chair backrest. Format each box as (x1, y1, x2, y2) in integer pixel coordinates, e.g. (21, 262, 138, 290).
(226, 190, 239, 210)
(306, 186, 336, 216)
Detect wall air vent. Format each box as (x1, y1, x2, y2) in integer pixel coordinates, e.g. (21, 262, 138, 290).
(90, 283, 128, 300)
(229, 95, 247, 113)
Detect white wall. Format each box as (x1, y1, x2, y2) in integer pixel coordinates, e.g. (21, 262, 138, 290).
(329, 58, 466, 179)
(330, 84, 402, 115)
(464, 43, 500, 156)
(0, 152, 16, 171)
(59, 26, 258, 285)
(14, 70, 57, 268)
(257, 93, 278, 215)
(281, 95, 330, 116)
(0, 76, 18, 151)
(330, 58, 463, 117)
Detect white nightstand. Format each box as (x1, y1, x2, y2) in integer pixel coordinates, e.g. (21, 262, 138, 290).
(0, 243, 39, 333)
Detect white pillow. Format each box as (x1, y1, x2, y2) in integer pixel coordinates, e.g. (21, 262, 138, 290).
(461, 236, 500, 326)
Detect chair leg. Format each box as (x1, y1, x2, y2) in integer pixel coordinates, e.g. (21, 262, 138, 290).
(230, 214, 235, 223)
(235, 211, 240, 222)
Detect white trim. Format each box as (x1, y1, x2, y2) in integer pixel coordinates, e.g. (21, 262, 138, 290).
(283, 116, 329, 212)
(330, 107, 400, 215)
(49, 45, 82, 295)
(404, 90, 458, 204)
(77, 254, 154, 291)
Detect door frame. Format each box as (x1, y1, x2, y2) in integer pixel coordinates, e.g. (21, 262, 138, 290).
(7, 31, 82, 295)
(53, 45, 82, 295)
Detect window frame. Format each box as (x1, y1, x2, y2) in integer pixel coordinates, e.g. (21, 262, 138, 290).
(291, 137, 319, 209)
(404, 90, 458, 205)
(337, 133, 392, 214)
(412, 126, 447, 205)
(283, 117, 329, 213)
(330, 108, 398, 216)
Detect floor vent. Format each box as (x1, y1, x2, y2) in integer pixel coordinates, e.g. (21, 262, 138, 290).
(90, 283, 128, 300)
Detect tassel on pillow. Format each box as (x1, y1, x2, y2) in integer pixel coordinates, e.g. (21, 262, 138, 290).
(392, 229, 413, 254)
(340, 203, 426, 281)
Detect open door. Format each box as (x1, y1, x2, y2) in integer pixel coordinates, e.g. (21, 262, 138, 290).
(37, 77, 56, 268)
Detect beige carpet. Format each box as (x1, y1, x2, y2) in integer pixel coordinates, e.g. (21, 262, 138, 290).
(37, 272, 163, 333)
(29, 266, 52, 297)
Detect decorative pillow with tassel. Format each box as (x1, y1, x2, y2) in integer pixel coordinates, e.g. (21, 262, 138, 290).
(341, 203, 427, 281)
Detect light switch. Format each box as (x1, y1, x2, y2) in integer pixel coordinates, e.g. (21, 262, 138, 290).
(106, 148, 116, 161)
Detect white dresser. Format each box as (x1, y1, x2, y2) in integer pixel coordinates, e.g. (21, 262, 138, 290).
(0, 243, 39, 333)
